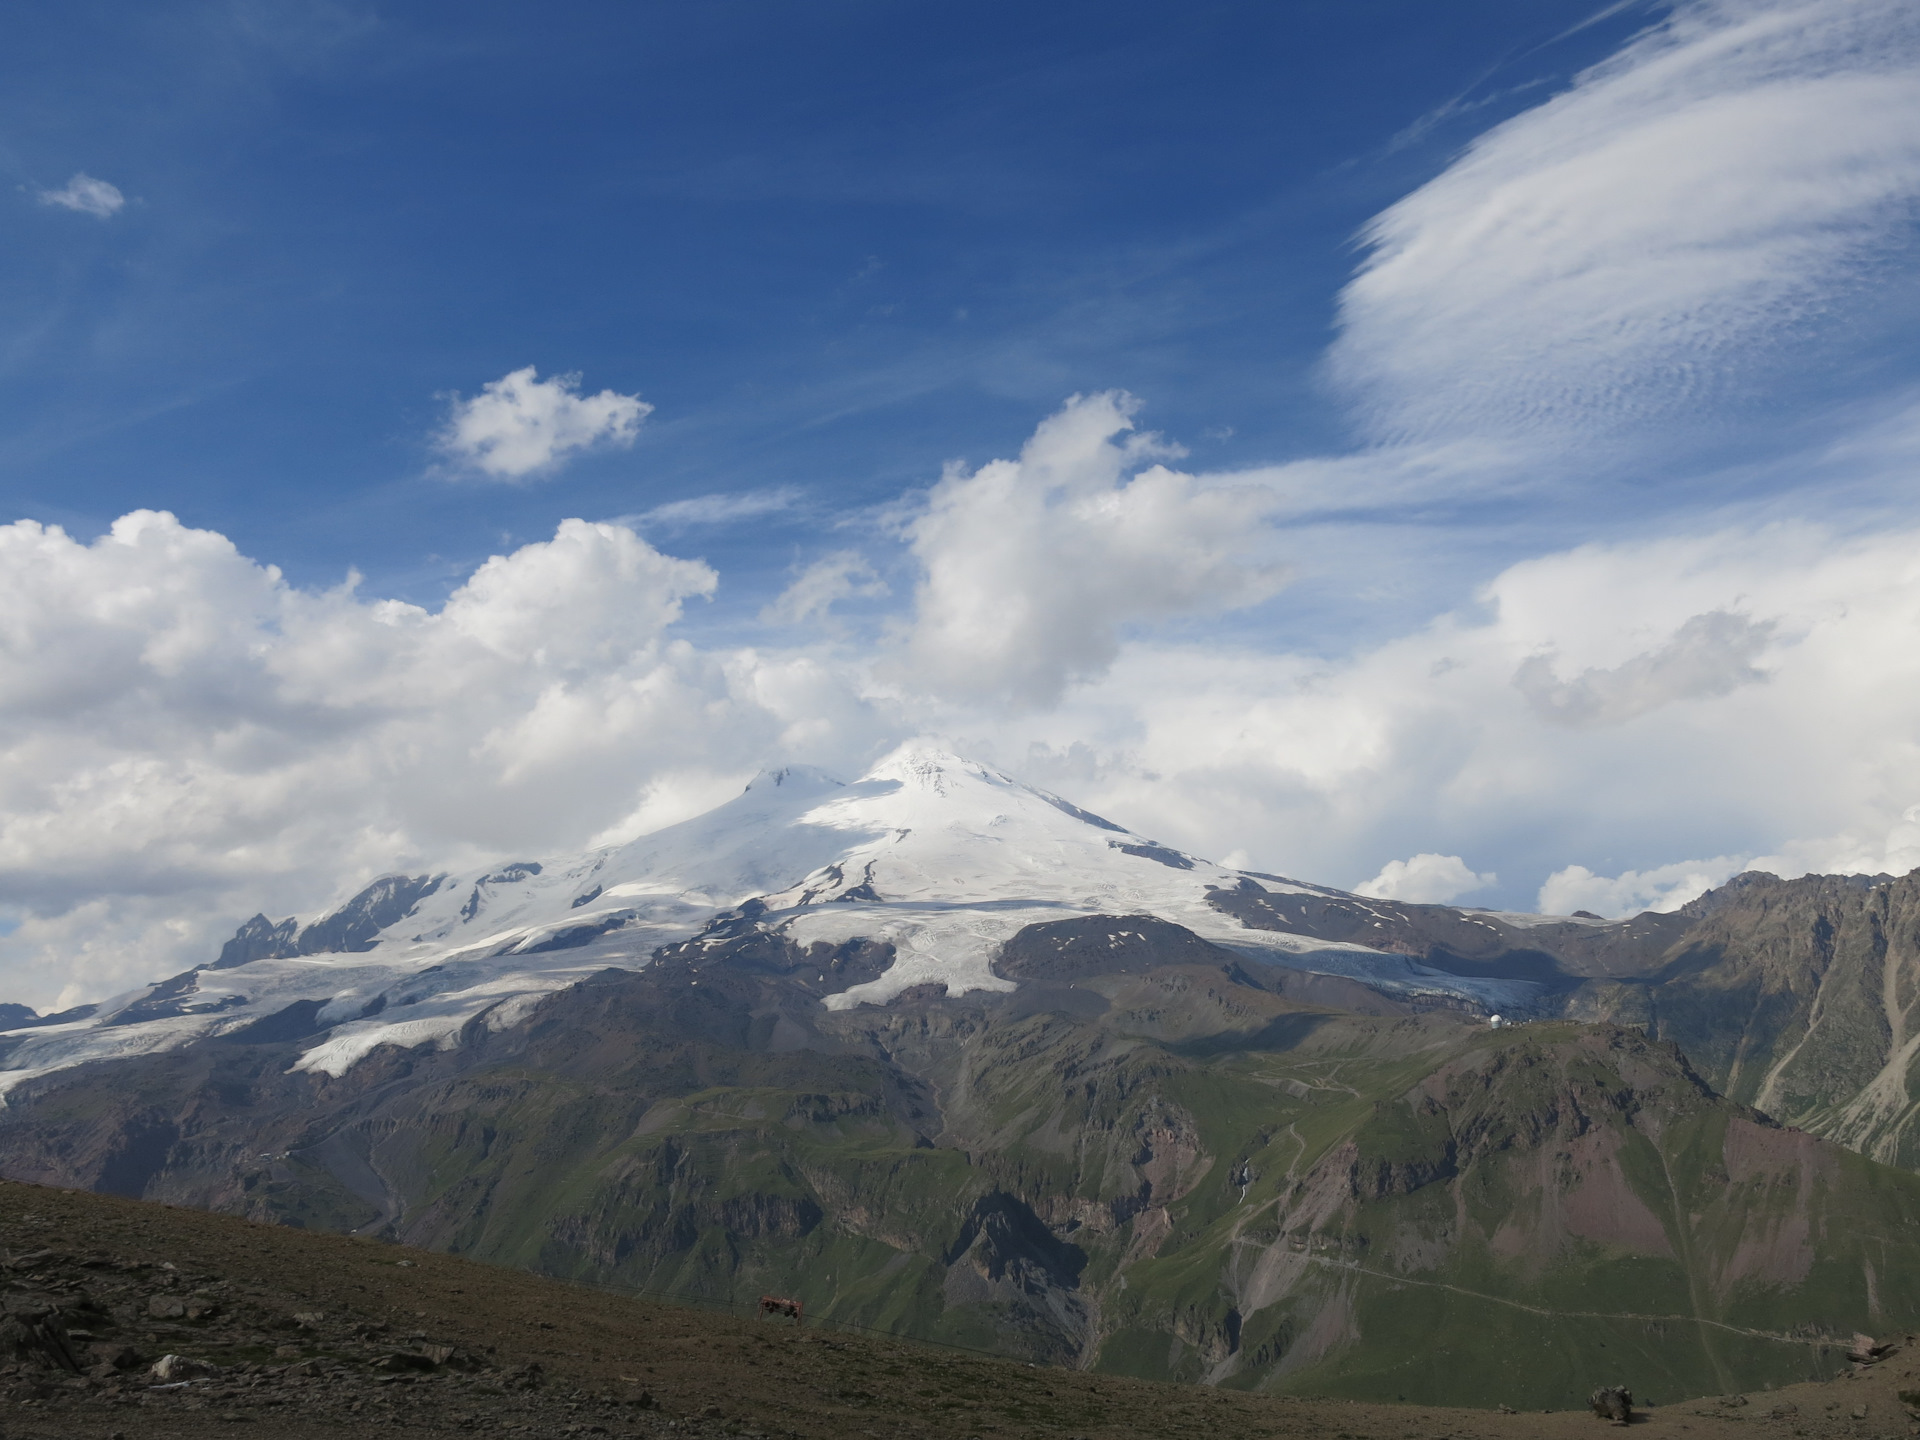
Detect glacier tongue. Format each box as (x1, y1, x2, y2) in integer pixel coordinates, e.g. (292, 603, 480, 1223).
(0, 741, 1537, 1093)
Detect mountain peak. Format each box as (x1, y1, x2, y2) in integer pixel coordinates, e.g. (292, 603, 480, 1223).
(857, 740, 1005, 793)
(0, 738, 1544, 1093)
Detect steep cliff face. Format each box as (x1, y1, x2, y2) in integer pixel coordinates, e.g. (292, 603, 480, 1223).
(1, 916, 1913, 1409)
(1569, 872, 1920, 1170)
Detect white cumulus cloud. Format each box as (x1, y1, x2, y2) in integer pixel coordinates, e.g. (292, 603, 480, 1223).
(901, 392, 1289, 709)
(1537, 857, 1747, 916)
(0, 511, 880, 1008)
(37, 173, 125, 218)
(1356, 853, 1496, 903)
(437, 367, 651, 480)
(997, 517, 1920, 922)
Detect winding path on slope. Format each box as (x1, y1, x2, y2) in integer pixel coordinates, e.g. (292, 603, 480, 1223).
(1301, 1255, 1852, 1350)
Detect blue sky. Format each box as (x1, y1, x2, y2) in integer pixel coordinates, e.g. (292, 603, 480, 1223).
(5, 0, 1648, 614)
(6, 0, 1920, 1005)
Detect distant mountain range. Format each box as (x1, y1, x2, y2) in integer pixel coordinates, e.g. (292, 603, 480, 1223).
(1, 744, 1917, 1406)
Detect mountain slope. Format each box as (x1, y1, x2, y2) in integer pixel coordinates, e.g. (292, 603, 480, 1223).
(1, 745, 1626, 1100)
(1569, 870, 1920, 1170)
(6, 747, 1920, 1408)
(1, 918, 1912, 1409)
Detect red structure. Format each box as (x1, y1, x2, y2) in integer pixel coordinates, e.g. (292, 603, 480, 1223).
(758, 1294, 803, 1324)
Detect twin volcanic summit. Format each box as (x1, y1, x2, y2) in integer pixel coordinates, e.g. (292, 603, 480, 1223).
(2, 743, 1920, 1409)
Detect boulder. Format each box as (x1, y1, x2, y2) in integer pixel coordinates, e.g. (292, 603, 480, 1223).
(1847, 1332, 1896, 1365)
(1589, 1385, 1633, 1425)
(0, 1309, 82, 1372)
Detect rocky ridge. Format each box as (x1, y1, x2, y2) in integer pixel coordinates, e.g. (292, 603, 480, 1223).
(1568, 869, 1920, 1169)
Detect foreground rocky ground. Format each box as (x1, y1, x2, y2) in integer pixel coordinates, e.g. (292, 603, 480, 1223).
(0, 1176, 1914, 1440)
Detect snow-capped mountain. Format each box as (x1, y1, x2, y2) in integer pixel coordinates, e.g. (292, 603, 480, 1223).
(0, 743, 1557, 1097)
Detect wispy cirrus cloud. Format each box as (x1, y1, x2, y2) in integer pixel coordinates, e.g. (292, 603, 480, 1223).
(762, 550, 887, 626)
(637, 487, 801, 530)
(37, 173, 125, 218)
(1330, 0, 1920, 446)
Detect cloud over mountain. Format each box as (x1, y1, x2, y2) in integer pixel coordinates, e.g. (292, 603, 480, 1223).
(0, 511, 871, 1005)
(1356, 853, 1496, 904)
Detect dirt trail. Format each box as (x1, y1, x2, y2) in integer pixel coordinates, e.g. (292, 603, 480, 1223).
(1303, 1253, 1853, 1348)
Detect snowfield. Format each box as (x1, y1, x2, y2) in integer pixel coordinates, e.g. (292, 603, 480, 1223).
(0, 743, 1542, 1095)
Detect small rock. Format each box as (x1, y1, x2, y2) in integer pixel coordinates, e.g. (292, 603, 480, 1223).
(147, 1297, 187, 1320)
(149, 1353, 217, 1382)
(88, 1342, 140, 1370)
(374, 1351, 437, 1373)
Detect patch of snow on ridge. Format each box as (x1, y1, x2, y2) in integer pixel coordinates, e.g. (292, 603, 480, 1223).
(0, 741, 1543, 1093)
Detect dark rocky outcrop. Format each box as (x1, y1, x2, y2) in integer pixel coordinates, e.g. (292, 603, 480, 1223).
(994, 914, 1236, 981)
(1111, 842, 1195, 870)
(215, 873, 445, 969)
(1206, 878, 1689, 989)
